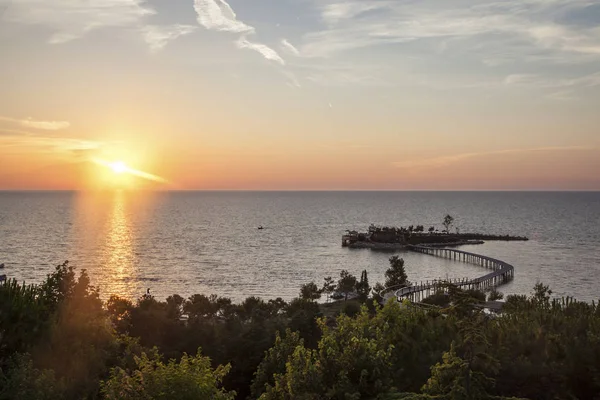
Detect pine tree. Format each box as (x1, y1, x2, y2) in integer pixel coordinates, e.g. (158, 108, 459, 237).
(384, 256, 409, 289)
(356, 270, 371, 302)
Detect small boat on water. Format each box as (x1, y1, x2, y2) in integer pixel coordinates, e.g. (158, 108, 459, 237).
(0, 263, 4, 269)
(258, 226, 264, 230)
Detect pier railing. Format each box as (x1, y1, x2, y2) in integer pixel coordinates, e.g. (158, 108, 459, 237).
(394, 245, 515, 302)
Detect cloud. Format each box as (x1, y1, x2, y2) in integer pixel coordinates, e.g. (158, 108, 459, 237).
(194, 0, 284, 64)
(306, 71, 384, 86)
(547, 90, 577, 101)
(142, 24, 197, 53)
(504, 74, 539, 85)
(21, 119, 71, 130)
(0, 116, 70, 130)
(236, 35, 285, 65)
(282, 70, 301, 88)
(393, 146, 593, 170)
(281, 39, 300, 56)
(194, 0, 254, 33)
(0, 128, 34, 136)
(566, 71, 600, 87)
(320, 1, 393, 25)
(5, 0, 155, 44)
(300, 62, 388, 86)
(0, 134, 103, 157)
(302, 0, 600, 61)
(503, 71, 600, 88)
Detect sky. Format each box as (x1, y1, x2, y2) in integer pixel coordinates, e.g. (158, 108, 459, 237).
(0, 0, 599, 190)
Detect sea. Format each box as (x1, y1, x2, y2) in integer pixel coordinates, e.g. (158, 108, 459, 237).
(1, 191, 599, 303)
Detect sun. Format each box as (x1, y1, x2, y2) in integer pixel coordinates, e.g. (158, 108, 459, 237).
(110, 161, 127, 174)
(92, 157, 168, 186)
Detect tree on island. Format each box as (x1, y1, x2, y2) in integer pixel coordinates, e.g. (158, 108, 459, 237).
(443, 215, 455, 233)
(384, 256, 409, 288)
(321, 276, 336, 303)
(299, 282, 321, 302)
(429, 226, 435, 234)
(337, 270, 358, 301)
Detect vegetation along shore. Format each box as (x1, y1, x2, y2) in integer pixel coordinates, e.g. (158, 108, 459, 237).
(2, 256, 599, 400)
(343, 215, 528, 250)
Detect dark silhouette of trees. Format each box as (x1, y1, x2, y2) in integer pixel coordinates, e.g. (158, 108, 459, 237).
(336, 270, 358, 301)
(356, 270, 371, 302)
(385, 256, 409, 289)
(299, 281, 321, 301)
(372, 282, 386, 304)
(488, 288, 504, 301)
(321, 276, 336, 303)
(4, 261, 600, 400)
(443, 215, 455, 233)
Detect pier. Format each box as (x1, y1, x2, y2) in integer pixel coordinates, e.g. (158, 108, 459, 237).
(394, 245, 515, 302)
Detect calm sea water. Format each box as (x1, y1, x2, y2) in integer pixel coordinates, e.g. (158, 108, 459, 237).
(1, 191, 599, 302)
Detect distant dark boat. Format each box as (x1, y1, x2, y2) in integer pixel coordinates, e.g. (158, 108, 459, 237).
(0, 263, 4, 269)
(258, 226, 264, 230)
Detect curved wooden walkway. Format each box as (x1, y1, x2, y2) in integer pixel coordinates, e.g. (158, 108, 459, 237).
(394, 245, 515, 302)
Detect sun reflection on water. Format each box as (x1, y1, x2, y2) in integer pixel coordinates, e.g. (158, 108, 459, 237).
(72, 190, 162, 300)
(103, 191, 137, 299)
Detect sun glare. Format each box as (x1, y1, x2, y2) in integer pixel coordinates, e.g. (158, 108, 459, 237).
(110, 161, 127, 174)
(91, 157, 168, 187)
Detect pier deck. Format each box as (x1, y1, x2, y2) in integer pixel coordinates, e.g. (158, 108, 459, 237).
(394, 245, 515, 303)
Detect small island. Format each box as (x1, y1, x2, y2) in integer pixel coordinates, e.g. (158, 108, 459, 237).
(343, 215, 528, 250)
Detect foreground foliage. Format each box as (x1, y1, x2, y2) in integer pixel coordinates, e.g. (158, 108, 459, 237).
(1, 261, 600, 400)
(102, 349, 234, 400)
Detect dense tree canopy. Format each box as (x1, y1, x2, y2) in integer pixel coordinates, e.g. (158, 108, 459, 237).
(300, 282, 321, 302)
(102, 349, 234, 400)
(1, 261, 600, 400)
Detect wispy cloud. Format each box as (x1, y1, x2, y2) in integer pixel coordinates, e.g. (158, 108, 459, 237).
(142, 24, 197, 53)
(300, 63, 388, 86)
(194, 0, 254, 33)
(547, 90, 577, 101)
(4, 0, 195, 52)
(194, 0, 284, 64)
(281, 39, 300, 56)
(0, 128, 35, 136)
(282, 70, 301, 88)
(503, 71, 600, 89)
(0, 116, 70, 130)
(5, 0, 155, 44)
(393, 146, 593, 170)
(302, 0, 600, 62)
(504, 74, 539, 85)
(236, 36, 285, 65)
(0, 134, 103, 157)
(320, 1, 393, 25)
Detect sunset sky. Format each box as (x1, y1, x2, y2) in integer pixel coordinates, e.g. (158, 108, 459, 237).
(1, 0, 599, 190)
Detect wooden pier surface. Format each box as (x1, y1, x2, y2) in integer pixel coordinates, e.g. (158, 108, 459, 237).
(393, 245, 515, 303)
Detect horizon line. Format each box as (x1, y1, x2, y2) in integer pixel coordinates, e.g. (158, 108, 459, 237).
(1, 189, 599, 193)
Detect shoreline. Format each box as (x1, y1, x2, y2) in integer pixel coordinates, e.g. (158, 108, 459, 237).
(347, 239, 485, 250)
